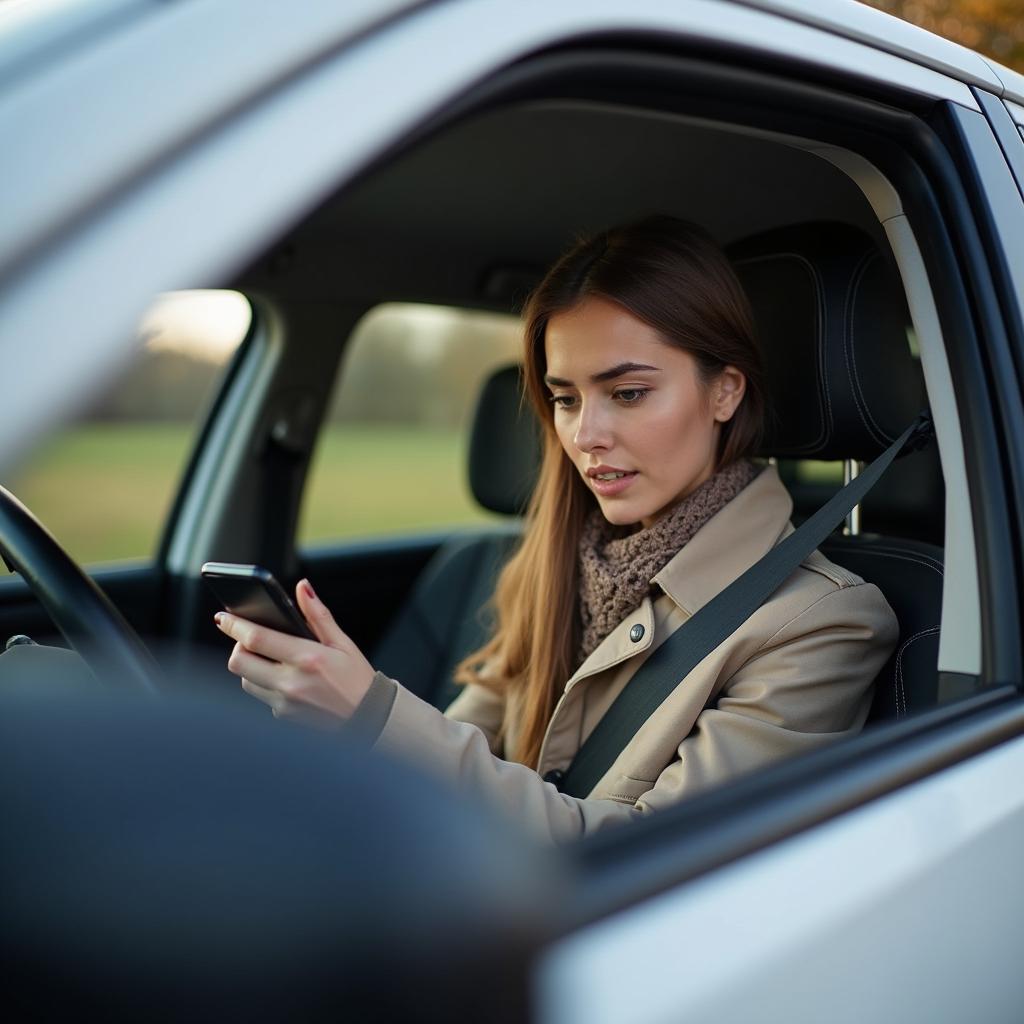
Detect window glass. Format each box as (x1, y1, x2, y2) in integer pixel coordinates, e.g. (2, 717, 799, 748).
(3, 290, 250, 569)
(783, 460, 844, 487)
(300, 303, 522, 543)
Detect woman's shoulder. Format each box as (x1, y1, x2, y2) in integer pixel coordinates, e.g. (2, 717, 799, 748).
(765, 544, 899, 641)
(798, 545, 868, 590)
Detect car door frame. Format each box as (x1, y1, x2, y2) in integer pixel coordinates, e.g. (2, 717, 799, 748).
(3, 1, 1024, 1016)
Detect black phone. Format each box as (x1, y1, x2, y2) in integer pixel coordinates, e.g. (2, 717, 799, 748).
(201, 562, 316, 641)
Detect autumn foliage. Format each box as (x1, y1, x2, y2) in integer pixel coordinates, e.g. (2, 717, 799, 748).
(860, 1, 1024, 71)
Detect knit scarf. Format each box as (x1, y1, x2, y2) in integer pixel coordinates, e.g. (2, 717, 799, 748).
(576, 458, 761, 663)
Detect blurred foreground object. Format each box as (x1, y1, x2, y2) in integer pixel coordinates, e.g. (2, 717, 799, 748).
(0, 694, 563, 1022)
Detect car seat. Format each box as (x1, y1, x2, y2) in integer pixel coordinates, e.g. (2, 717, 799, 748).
(370, 366, 539, 711)
(373, 222, 944, 723)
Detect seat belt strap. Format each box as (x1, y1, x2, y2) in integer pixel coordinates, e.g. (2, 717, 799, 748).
(557, 412, 933, 799)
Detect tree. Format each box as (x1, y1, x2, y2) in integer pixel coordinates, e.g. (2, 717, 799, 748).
(860, 0, 1024, 71)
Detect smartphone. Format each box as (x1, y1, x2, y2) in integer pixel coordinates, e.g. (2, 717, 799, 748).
(201, 562, 316, 640)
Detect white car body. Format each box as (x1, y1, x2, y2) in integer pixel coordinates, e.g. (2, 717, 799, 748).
(2, 2, 1023, 1021)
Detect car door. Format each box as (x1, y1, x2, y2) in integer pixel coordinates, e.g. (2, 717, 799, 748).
(3, 1, 1024, 1021)
(155, 9, 1024, 1018)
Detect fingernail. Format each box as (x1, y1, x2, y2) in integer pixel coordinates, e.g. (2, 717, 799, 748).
(214, 612, 225, 626)
(302, 579, 317, 601)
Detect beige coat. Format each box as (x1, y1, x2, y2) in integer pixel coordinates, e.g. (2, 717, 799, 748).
(366, 466, 898, 843)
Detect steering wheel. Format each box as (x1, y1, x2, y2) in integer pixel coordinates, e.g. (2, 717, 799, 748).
(0, 484, 160, 692)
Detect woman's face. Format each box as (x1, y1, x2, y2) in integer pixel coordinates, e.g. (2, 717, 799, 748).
(544, 295, 745, 529)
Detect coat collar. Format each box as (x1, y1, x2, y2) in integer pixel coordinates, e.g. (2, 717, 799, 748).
(565, 464, 792, 689)
(652, 464, 792, 616)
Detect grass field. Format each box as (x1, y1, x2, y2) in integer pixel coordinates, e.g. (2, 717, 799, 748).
(4, 422, 847, 572)
(3, 422, 501, 569)
(300, 424, 502, 539)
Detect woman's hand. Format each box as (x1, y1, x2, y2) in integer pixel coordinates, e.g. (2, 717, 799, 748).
(216, 578, 375, 728)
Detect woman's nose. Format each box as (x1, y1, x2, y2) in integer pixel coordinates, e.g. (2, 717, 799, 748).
(573, 401, 611, 453)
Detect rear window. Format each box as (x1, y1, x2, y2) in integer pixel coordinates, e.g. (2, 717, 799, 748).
(299, 303, 522, 544)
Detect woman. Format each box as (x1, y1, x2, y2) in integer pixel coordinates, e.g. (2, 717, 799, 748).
(217, 216, 898, 842)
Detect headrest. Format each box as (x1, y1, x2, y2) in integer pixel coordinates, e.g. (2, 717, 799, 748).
(728, 222, 925, 461)
(468, 365, 541, 515)
(467, 222, 925, 515)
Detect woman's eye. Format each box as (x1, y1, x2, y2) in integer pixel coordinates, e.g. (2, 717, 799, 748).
(549, 394, 577, 409)
(614, 388, 649, 405)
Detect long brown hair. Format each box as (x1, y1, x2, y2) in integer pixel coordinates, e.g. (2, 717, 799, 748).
(455, 216, 765, 769)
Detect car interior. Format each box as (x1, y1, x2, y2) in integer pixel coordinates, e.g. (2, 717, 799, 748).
(204, 93, 956, 720)
(8, 18, 1024, 1018)
(370, 219, 944, 726)
(0, 46, 993, 841)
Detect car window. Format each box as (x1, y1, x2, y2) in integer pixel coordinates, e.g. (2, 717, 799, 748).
(2, 290, 249, 569)
(299, 302, 522, 544)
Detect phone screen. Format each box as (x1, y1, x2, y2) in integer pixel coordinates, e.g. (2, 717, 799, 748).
(201, 562, 316, 640)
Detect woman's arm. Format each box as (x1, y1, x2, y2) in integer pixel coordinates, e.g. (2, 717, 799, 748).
(444, 679, 507, 755)
(216, 580, 640, 840)
(218, 578, 897, 844)
(217, 578, 376, 728)
(361, 582, 897, 836)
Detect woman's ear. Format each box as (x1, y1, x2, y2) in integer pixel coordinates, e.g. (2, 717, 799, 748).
(713, 366, 746, 422)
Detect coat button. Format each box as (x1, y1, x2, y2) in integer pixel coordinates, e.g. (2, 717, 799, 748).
(543, 768, 566, 788)
(630, 623, 645, 642)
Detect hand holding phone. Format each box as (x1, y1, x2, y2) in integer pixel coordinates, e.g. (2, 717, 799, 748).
(201, 562, 316, 640)
(213, 569, 378, 726)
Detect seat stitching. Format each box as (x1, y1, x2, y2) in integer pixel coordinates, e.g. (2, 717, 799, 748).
(846, 544, 944, 565)
(853, 254, 897, 443)
(894, 626, 941, 718)
(815, 257, 833, 454)
(827, 548, 944, 579)
(844, 252, 895, 445)
(842, 252, 882, 446)
(844, 545, 944, 567)
(735, 252, 829, 453)
(892, 622, 937, 720)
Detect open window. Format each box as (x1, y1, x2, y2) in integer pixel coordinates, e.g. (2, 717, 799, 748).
(276, 74, 985, 726)
(197, 31, 1021, 888)
(100, 8, 1019, 899)
(5, 2, 1024, 1018)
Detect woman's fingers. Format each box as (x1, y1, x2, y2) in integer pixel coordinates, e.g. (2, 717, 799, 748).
(241, 677, 284, 712)
(215, 611, 310, 664)
(228, 642, 283, 689)
(242, 677, 345, 730)
(295, 578, 351, 649)
(217, 585, 376, 725)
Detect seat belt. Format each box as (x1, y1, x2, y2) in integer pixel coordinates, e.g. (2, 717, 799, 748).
(556, 412, 934, 799)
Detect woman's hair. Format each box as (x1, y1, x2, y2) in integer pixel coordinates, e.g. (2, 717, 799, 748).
(455, 215, 766, 769)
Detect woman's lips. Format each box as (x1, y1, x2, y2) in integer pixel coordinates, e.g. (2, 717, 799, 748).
(589, 471, 638, 497)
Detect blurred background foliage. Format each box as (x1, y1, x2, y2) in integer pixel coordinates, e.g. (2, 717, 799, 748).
(6, 299, 521, 564)
(860, 0, 1024, 71)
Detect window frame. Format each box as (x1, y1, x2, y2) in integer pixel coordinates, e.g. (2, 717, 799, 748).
(363, 42, 1024, 905)
(25, 0, 1016, 897)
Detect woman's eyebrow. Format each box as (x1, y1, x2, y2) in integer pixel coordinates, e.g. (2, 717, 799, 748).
(544, 362, 661, 387)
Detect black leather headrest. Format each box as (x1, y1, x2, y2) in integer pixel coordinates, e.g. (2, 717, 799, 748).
(468, 222, 925, 514)
(728, 222, 925, 461)
(468, 365, 541, 515)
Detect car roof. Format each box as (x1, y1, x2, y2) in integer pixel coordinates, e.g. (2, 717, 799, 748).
(0, 0, 1014, 99)
(0, 0, 429, 89)
(0, 0, 1016, 473)
(738, 0, 1006, 93)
